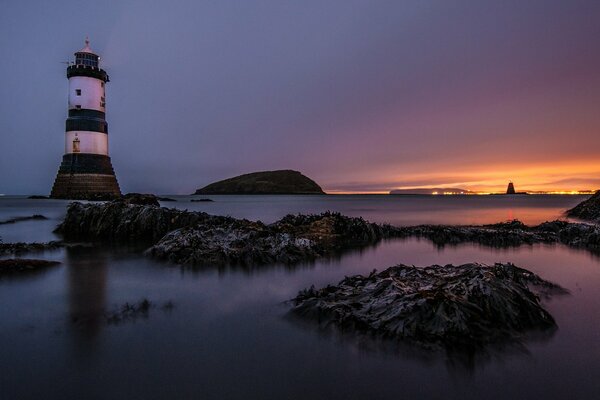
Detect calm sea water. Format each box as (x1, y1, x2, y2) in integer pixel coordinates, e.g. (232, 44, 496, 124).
(1, 195, 599, 400)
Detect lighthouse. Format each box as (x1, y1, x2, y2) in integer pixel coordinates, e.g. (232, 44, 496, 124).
(50, 39, 121, 199)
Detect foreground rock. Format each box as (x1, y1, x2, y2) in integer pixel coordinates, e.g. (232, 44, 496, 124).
(397, 219, 600, 251)
(194, 170, 325, 195)
(0, 241, 63, 256)
(290, 263, 566, 348)
(567, 191, 600, 222)
(56, 201, 399, 265)
(0, 259, 60, 275)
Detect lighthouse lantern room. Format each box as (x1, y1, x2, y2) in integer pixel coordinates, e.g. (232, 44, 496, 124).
(50, 38, 120, 199)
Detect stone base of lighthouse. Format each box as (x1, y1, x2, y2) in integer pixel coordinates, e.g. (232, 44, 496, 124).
(50, 154, 121, 199)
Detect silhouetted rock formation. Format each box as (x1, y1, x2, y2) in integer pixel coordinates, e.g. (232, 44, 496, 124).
(567, 190, 600, 222)
(290, 263, 566, 349)
(194, 170, 325, 195)
(506, 181, 516, 194)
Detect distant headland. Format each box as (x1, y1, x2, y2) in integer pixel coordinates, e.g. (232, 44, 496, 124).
(194, 170, 325, 195)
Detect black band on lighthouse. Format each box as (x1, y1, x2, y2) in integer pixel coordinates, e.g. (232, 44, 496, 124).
(66, 118, 108, 134)
(67, 65, 109, 82)
(57, 153, 116, 175)
(68, 109, 105, 119)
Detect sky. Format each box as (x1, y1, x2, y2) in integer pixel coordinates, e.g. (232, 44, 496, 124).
(1, 0, 599, 194)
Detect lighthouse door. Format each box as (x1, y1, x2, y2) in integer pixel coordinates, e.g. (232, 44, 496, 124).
(72, 137, 80, 153)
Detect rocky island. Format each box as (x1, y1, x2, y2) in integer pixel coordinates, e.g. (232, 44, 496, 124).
(194, 170, 325, 195)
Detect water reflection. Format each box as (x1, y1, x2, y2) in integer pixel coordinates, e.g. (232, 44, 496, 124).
(66, 246, 107, 341)
(285, 308, 558, 372)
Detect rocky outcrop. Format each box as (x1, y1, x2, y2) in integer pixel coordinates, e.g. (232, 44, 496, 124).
(397, 219, 600, 251)
(0, 259, 61, 275)
(56, 201, 399, 265)
(149, 212, 396, 266)
(194, 170, 325, 195)
(290, 263, 567, 348)
(55, 201, 210, 243)
(567, 191, 600, 222)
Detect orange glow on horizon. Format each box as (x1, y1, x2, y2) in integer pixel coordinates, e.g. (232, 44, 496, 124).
(323, 159, 600, 194)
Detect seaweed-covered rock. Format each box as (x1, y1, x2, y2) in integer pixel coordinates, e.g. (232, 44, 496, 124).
(290, 263, 567, 348)
(149, 212, 398, 266)
(397, 219, 600, 251)
(567, 191, 600, 222)
(57, 201, 401, 266)
(398, 221, 555, 247)
(55, 201, 210, 243)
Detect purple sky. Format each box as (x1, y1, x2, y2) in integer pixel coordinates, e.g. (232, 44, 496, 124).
(1, 0, 600, 194)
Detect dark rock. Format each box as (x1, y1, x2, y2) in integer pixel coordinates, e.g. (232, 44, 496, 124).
(55, 201, 209, 243)
(121, 193, 161, 207)
(148, 212, 398, 266)
(56, 201, 400, 265)
(157, 197, 177, 202)
(0, 214, 48, 225)
(0, 259, 61, 275)
(567, 190, 600, 222)
(0, 241, 64, 256)
(290, 263, 567, 349)
(194, 170, 325, 195)
(397, 219, 600, 251)
(190, 198, 214, 202)
(27, 195, 49, 200)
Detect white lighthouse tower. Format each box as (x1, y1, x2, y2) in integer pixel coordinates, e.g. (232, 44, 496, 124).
(50, 38, 120, 199)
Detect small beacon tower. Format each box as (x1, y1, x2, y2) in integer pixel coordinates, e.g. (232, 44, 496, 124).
(50, 39, 121, 199)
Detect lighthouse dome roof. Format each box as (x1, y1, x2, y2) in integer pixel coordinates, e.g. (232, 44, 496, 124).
(76, 37, 96, 55)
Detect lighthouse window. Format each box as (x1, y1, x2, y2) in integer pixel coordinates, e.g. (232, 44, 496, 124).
(76, 89, 81, 96)
(101, 82, 104, 88)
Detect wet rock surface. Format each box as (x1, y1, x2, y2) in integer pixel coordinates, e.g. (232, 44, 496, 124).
(567, 191, 600, 222)
(397, 219, 600, 251)
(0, 259, 61, 275)
(290, 263, 567, 348)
